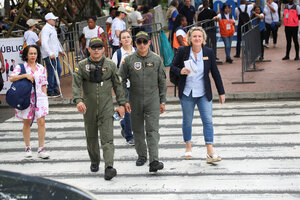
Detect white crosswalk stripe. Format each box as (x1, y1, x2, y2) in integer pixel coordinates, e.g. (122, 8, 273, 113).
(0, 100, 300, 200)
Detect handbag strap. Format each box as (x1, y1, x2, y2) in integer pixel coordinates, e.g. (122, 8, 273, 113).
(30, 81, 36, 127)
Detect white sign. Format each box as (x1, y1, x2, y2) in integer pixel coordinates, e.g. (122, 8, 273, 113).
(0, 37, 23, 94)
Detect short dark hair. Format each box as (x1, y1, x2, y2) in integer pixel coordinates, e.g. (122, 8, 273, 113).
(87, 16, 97, 22)
(132, 4, 138, 10)
(203, 0, 209, 7)
(22, 45, 41, 63)
(221, 4, 230, 12)
(143, 5, 150, 14)
(109, 6, 117, 14)
(170, 0, 178, 7)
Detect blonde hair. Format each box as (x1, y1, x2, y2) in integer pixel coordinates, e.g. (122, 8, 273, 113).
(186, 26, 207, 46)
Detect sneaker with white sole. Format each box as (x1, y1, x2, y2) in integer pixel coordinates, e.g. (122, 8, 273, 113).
(206, 153, 221, 163)
(25, 146, 32, 158)
(38, 147, 50, 159)
(126, 139, 135, 146)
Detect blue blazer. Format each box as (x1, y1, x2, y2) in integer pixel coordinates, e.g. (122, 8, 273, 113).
(170, 46, 225, 100)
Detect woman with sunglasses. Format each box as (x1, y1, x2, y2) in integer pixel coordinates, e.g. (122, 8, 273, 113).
(170, 27, 225, 162)
(112, 30, 136, 146)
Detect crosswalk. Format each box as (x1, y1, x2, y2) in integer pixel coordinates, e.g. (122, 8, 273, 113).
(0, 100, 300, 200)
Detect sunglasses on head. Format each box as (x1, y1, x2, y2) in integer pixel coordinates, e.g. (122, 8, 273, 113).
(91, 46, 103, 50)
(136, 39, 148, 45)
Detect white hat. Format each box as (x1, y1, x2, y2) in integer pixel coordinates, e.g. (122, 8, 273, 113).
(45, 12, 58, 21)
(117, 6, 129, 15)
(26, 19, 38, 27)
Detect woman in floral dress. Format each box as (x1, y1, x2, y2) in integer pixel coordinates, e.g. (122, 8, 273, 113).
(10, 45, 49, 159)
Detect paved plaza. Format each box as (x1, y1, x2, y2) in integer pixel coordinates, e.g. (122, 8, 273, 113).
(0, 100, 299, 199)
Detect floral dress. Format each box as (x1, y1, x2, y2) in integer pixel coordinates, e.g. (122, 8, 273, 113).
(11, 62, 49, 120)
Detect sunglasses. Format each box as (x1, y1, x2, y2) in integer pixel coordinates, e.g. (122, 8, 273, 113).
(136, 39, 148, 45)
(91, 46, 103, 50)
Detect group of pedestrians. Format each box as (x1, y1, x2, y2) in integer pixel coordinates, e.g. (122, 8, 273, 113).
(9, 4, 228, 182)
(71, 26, 225, 180)
(167, 0, 300, 63)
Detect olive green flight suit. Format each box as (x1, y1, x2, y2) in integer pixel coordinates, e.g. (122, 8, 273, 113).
(119, 51, 167, 163)
(72, 57, 126, 168)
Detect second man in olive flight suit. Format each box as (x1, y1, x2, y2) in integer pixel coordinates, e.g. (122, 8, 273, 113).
(119, 31, 167, 172)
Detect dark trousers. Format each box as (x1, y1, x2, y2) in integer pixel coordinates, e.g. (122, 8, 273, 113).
(265, 23, 278, 44)
(0, 72, 3, 92)
(236, 26, 242, 57)
(120, 88, 133, 142)
(284, 26, 299, 58)
(260, 30, 265, 59)
(205, 28, 217, 57)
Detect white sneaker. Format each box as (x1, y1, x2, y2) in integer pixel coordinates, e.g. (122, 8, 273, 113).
(38, 147, 50, 159)
(206, 153, 221, 163)
(25, 147, 32, 158)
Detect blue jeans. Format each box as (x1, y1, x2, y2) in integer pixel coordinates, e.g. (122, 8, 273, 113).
(120, 112, 133, 141)
(44, 57, 62, 94)
(221, 36, 232, 59)
(120, 88, 133, 141)
(180, 93, 214, 144)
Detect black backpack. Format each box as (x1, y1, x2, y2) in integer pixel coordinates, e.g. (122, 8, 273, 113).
(6, 64, 35, 110)
(238, 5, 250, 27)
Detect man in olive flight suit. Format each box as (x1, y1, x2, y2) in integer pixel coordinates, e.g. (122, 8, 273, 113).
(119, 31, 167, 172)
(72, 37, 126, 180)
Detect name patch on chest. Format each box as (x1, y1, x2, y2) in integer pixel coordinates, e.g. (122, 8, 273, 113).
(134, 62, 142, 70)
(146, 62, 154, 67)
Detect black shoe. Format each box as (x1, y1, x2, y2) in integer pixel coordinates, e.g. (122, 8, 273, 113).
(90, 163, 99, 172)
(226, 58, 233, 63)
(136, 157, 147, 166)
(233, 55, 240, 58)
(295, 56, 299, 60)
(282, 56, 289, 60)
(149, 161, 164, 172)
(104, 166, 117, 180)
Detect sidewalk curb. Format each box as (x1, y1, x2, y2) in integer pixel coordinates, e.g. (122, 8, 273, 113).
(1, 91, 300, 107)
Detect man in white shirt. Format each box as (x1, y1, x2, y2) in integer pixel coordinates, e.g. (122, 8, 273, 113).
(111, 6, 129, 54)
(128, 4, 145, 37)
(40, 12, 65, 97)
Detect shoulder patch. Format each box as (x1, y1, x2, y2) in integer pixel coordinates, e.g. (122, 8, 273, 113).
(75, 67, 79, 72)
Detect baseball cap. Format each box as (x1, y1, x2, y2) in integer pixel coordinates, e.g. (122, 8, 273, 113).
(45, 12, 58, 21)
(26, 19, 38, 27)
(136, 31, 150, 40)
(117, 6, 129, 15)
(89, 37, 104, 47)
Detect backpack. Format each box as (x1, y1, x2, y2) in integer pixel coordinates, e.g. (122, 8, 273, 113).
(6, 64, 35, 110)
(238, 5, 250, 27)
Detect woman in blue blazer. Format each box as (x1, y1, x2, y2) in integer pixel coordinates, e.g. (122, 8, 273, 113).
(170, 27, 225, 162)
